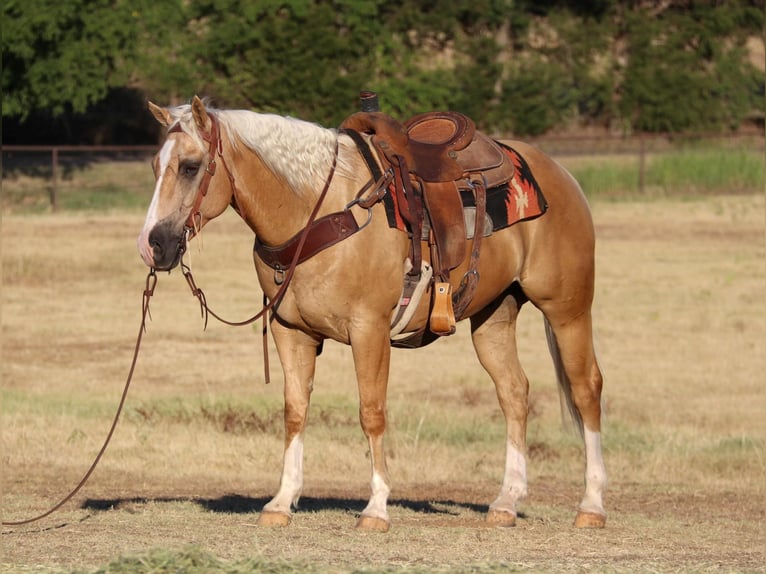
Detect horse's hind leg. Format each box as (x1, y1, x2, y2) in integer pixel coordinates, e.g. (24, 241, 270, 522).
(542, 308, 607, 528)
(258, 320, 321, 527)
(470, 289, 530, 527)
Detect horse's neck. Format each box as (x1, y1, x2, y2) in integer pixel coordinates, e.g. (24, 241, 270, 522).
(225, 127, 338, 246)
(224, 147, 303, 245)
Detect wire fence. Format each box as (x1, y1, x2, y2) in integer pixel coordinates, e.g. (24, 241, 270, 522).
(2, 145, 156, 212)
(2, 131, 763, 212)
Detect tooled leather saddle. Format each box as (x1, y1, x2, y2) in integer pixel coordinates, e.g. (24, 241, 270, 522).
(340, 106, 515, 337)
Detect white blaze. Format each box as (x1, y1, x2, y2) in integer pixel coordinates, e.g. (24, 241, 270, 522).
(137, 139, 175, 266)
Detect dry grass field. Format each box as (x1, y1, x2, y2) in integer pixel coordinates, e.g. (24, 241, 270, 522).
(2, 193, 764, 573)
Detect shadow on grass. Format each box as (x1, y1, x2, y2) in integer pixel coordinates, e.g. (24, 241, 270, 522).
(81, 493, 489, 516)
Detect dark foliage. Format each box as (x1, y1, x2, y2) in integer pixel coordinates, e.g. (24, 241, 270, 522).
(2, 0, 763, 142)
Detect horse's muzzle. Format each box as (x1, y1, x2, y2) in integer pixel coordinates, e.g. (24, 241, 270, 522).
(147, 222, 187, 271)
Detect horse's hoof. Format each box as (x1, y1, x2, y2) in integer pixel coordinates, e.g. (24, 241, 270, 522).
(486, 509, 517, 527)
(356, 515, 390, 532)
(257, 510, 291, 527)
(574, 511, 606, 528)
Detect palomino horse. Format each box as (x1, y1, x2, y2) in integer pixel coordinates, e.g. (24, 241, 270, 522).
(138, 96, 607, 531)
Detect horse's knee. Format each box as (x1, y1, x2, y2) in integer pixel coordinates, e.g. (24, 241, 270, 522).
(283, 401, 311, 440)
(359, 405, 386, 437)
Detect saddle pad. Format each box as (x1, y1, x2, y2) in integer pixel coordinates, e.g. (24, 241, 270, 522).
(382, 144, 548, 234)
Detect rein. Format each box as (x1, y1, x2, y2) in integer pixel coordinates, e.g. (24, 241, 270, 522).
(179, 133, 342, 384)
(2, 270, 158, 527)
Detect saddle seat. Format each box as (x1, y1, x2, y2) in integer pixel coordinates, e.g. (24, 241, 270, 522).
(342, 111, 512, 185)
(341, 110, 515, 336)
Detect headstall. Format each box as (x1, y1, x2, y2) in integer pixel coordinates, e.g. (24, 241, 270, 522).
(168, 115, 223, 236)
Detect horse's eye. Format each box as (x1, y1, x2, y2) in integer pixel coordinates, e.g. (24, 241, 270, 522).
(180, 163, 200, 178)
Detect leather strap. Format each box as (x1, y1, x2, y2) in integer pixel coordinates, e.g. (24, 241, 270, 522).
(421, 180, 466, 279)
(342, 128, 383, 181)
(452, 176, 486, 320)
(254, 209, 359, 270)
(169, 115, 223, 235)
(392, 154, 424, 277)
(253, 128, 397, 274)
(341, 129, 421, 273)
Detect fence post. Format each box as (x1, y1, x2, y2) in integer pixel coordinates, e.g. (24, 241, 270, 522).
(50, 147, 59, 212)
(638, 135, 646, 194)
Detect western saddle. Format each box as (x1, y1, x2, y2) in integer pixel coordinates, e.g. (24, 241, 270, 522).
(340, 95, 516, 341)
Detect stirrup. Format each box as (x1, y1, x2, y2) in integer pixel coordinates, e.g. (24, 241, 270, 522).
(430, 282, 456, 335)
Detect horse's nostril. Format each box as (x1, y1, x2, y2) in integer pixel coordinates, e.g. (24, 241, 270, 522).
(147, 224, 184, 271)
(150, 239, 163, 258)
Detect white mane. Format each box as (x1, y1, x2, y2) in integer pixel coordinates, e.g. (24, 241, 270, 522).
(166, 104, 349, 194)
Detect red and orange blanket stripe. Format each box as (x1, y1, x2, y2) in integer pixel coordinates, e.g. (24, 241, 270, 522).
(382, 143, 548, 234)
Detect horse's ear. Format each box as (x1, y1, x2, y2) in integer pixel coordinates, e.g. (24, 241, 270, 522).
(148, 101, 172, 127)
(191, 96, 211, 133)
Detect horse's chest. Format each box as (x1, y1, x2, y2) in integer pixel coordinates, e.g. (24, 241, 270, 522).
(258, 276, 352, 338)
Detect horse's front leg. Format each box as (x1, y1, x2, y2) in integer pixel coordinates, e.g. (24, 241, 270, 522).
(350, 321, 392, 532)
(257, 320, 321, 527)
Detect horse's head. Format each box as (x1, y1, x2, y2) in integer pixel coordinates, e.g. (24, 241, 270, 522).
(138, 96, 232, 270)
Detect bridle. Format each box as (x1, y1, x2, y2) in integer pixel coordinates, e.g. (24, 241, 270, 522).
(168, 113, 237, 237)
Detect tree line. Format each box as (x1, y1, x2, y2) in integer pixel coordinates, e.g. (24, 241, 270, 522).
(3, 0, 764, 144)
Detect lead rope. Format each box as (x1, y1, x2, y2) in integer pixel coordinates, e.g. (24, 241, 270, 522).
(5, 137, 340, 526)
(2, 269, 159, 527)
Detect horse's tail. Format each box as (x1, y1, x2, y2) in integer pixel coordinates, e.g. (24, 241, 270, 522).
(543, 317, 584, 436)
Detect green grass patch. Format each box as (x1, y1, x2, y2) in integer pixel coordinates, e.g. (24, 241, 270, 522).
(564, 155, 640, 199)
(125, 397, 285, 435)
(408, 415, 505, 446)
(1, 388, 124, 420)
(84, 547, 314, 574)
(692, 434, 766, 479)
(123, 395, 360, 437)
(80, 546, 533, 574)
(2, 160, 154, 214)
(389, 405, 506, 448)
(56, 185, 151, 212)
(564, 145, 764, 200)
(3, 145, 763, 214)
(648, 147, 764, 195)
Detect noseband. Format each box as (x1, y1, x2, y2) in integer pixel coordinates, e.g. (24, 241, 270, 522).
(168, 114, 227, 236)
